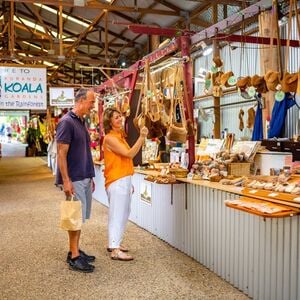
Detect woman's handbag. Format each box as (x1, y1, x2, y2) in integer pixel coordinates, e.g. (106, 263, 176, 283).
(167, 122, 188, 143)
(60, 195, 82, 231)
(166, 66, 187, 144)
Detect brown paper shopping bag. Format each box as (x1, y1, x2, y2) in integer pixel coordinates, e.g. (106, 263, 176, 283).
(59, 196, 82, 231)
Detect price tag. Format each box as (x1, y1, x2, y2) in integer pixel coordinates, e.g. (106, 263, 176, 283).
(249, 189, 258, 194)
(211, 66, 218, 74)
(268, 193, 278, 197)
(228, 76, 237, 86)
(187, 173, 194, 180)
(275, 91, 285, 102)
(205, 79, 211, 89)
(247, 86, 256, 97)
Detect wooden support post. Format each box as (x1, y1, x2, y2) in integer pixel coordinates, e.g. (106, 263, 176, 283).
(213, 4, 221, 139)
(9, 0, 14, 57)
(180, 35, 195, 168)
(259, 7, 280, 138)
(72, 61, 76, 84)
(59, 3, 63, 57)
(105, 10, 108, 62)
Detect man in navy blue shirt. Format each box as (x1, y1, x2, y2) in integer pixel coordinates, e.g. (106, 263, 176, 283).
(56, 88, 96, 273)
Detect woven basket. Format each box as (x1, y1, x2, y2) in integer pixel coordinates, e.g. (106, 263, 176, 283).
(228, 163, 251, 176)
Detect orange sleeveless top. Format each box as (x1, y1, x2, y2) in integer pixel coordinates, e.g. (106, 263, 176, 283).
(103, 130, 134, 188)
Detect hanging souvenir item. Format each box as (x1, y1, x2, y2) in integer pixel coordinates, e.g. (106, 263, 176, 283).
(247, 107, 256, 129)
(212, 56, 223, 68)
(238, 109, 245, 131)
(251, 75, 267, 94)
(166, 66, 187, 144)
(121, 94, 130, 117)
(220, 71, 234, 88)
(281, 72, 298, 93)
(264, 71, 280, 91)
(280, 0, 299, 93)
(237, 76, 251, 99)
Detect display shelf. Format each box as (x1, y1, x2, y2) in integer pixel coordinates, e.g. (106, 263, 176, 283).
(225, 196, 300, 218)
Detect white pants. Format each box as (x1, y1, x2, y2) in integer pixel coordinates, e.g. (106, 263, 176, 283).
(106, 176, 132, 248)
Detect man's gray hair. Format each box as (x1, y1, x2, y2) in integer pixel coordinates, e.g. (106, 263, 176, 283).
(75, 88, 93, 102)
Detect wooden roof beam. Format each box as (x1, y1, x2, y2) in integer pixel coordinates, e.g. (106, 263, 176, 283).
(21, 3, 55, 43)
(104, 1, 158, 58)
(190, 18, 213, 28)
(191, 0, 272, 45)
(153, 0, 181, 13)
(6, 1, 180, 15)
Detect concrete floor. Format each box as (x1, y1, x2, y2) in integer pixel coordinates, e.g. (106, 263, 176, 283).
(0, 157, 249, 300)
(0, 141, 27, 157)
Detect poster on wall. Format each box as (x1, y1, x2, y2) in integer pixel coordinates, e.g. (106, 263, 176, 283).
(140, 181, 152, 205)
(0, 65, 47, 110)
(49, 87, 75, 107)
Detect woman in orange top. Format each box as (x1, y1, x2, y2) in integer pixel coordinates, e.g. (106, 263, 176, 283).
(103, 107, 148, 261)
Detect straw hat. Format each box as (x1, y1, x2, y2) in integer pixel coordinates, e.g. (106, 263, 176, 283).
(251, 74, 267, 93)
(220, 71, 234, 87)
(281, 72, 298, 93)
(236, 76, 251, 90)
(264, 70, 280, 91)
(212, 56, 223, 68)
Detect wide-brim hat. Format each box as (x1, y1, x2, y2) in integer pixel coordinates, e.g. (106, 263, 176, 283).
(220, 71, 234, 87)
(212, 71, 223, 86)
(236, 76, 251, 90)
(213, 56, 223, 68)
(281, 72, 298, 93)
(264, 70, 280, 91)
(251, 74, 267, 93)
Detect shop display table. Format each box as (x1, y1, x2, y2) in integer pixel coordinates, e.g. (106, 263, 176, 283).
(93, 166, 300, 300)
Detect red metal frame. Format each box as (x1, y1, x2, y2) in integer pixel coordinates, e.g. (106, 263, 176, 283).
(180, 35, 195, 168)
(96, 38, 180, 93)
(96, 36, 196, 167)
(215, 33, 300, 48)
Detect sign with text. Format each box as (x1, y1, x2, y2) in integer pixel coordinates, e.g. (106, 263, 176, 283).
(49, 87, 74, 107)
(0, 66, 47, 110)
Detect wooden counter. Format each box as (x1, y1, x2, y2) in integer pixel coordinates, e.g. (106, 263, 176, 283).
(135, 168, 300, 209)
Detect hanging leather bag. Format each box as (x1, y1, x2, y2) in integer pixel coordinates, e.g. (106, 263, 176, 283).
(166, 67, 187, 143)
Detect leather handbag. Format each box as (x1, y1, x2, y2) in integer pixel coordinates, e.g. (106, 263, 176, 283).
(166, 66, 187, 143)
(167, 122, 187, 144)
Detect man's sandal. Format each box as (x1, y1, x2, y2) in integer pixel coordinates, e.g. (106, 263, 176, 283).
(111, 249, 133, 261)
(107, 245, 129, 253)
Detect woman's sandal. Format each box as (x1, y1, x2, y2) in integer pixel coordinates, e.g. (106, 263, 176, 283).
(107, 245, 129, 253)
(111, 249, 133, 261)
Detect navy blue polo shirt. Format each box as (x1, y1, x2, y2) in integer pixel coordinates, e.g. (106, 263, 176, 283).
(55, 111, 95, 184)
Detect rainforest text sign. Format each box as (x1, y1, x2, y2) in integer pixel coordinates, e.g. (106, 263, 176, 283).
(0, 66, 47, 110)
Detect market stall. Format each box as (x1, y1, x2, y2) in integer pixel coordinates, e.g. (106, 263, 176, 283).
(92, 1, 300, 299)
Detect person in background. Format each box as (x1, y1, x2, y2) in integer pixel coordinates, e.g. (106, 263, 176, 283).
(6, 124, 12, 143)
(0, 123, 5, 142)
(56, 88, 96, 273)
(102, 107, 148, 261)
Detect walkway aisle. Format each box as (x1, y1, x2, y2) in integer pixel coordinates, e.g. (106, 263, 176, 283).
(0, 157, 249, 300)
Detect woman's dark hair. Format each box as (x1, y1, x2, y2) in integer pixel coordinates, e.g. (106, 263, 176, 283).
(103, 107, 121, 134)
